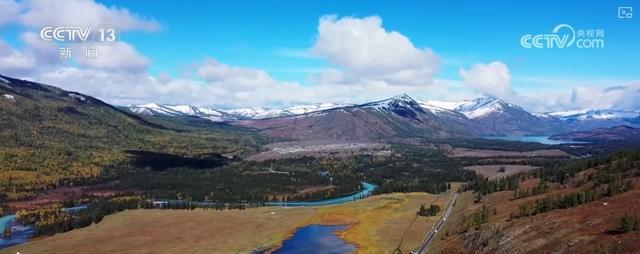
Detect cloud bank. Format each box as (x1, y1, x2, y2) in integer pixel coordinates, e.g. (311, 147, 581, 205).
(0, 2, 637, 112)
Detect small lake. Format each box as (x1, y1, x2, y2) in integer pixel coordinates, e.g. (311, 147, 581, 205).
(273, 224, 355, 254)
(268, 182, 377, 207)
(483, 136, 586, 145)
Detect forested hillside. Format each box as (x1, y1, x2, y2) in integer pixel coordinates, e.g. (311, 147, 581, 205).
(0, 75, 264, 201)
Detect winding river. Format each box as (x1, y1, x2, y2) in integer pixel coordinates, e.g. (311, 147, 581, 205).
(0, 205, 88, 249)
(0, 182, 377, 250)
(268, 182, 377, 207)
(0, 214, 37, 249)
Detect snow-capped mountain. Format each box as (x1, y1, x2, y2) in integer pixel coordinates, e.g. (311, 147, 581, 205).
(126, 95, 640, 137)
(548, 109, 640, 121)
(456, 97, 520, 119)
(421, 97, 563, 135)
(423, 97, 640, 134)
(127, 103, 239, 121)
(236, 94, 479, 140)
(361, 94, 428, 118)
(424, 97, 522, 119)
(221, 107, 284, 119)
(128, 103, 183, 116)
(542, 109, 640, 131)
(416, 99, 483, 130)
(126, 102, 349, 122)
(223, 103, 350, 119)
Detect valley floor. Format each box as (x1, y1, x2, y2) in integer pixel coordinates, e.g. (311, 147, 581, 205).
(0, 192, 455, 254)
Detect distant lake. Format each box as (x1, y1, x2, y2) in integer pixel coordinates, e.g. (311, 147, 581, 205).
(273, 224, 355, 254)
(483, 136, 586, 145)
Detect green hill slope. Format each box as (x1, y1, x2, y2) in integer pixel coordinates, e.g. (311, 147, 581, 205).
(0, 75, 263, 200)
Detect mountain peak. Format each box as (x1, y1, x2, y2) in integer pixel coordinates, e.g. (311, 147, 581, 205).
(385, 94, 421, 108)
(140, 102, 161, 108)
(471, 96, 502, 106)
(357, 93, 428, 120)
(390, 93, 414, 102)
(450, 96, 523, 119)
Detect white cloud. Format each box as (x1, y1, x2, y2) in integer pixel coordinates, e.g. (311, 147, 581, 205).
(0, 39, 36, 75)
(22, 57, 462, 108)
(19, 0, 159, 32)
(74, 41, 150, 73)
(0, 0, 21, 27)
(312, 15, 440, 86)
(4, 5, 636, 113)
(197, 58, 277, 91)
(0, 0, 156, 75)
(459, 61, 512, 97)
(485, 77, 640, 113)
(20, 31, 63, 66)
(566, 83, 640, 110)
(31, 67, 200, 106)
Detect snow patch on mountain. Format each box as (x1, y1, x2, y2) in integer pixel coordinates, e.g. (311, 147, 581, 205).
(415, 100, 463, 117)
(548, 109, 640, 121)
(362, 94, 422, 111)
(286, 103, 349, 115)
(223, 107, 285, 119)
(127, 102, 350, 121)
(223, 103, 349, 119)
(68, 94, 86, 101)
(423, 97, 514, 119)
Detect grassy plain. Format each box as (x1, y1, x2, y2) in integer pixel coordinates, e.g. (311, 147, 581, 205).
(2, 192, 454, 254)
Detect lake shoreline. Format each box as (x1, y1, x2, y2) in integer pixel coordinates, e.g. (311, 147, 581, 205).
(482, 135, 588, 145)
(267, 224, 358, 254)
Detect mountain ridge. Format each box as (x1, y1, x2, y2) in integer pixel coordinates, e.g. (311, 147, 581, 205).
(124, 94, 640, 139)
(126, 96, 640, 128)
(233, 93, 480, 140)
(5, 73, 640, 141)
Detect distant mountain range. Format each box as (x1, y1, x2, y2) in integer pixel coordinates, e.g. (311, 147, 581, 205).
(3, 72, 639, 141)
(126, 102, 351, 121)
(126, 94, 640, 139)
(541, 109, 640, 131)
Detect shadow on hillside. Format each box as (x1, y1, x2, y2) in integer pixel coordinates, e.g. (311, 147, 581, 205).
(126, 150, 230, 171)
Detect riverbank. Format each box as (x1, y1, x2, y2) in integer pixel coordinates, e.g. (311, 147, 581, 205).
(1, 192, 449, 254)
(0, 182, 375, 251)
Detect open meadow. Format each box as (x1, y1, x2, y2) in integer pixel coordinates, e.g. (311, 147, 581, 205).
(1, 192, 455, 254)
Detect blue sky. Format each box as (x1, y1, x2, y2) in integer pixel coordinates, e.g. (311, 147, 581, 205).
(0, 0, 639, 110)
(102, 0, 639, 84)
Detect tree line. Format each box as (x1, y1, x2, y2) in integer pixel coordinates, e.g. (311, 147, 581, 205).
(514, 177, 634, 218)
